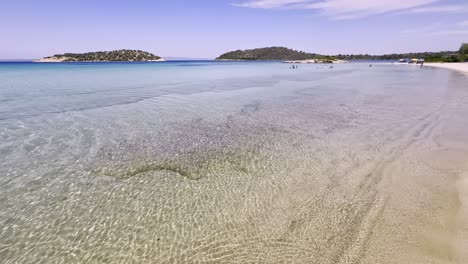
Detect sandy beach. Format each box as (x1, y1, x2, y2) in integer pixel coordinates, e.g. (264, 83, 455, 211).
(425, 62, 468, 75)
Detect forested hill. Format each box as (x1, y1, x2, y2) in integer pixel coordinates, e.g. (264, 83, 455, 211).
(37, 50, 163, 62)
(217, 44, 468, 62)
(216, 47, 321, 61)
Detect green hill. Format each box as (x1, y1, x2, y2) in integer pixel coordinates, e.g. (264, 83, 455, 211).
(37, 49, 162, 62)
(216, 47, 322, 61)
(217, 43, 468, 62)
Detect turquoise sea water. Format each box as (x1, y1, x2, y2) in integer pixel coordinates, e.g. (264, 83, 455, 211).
(1, 61, 468, 263)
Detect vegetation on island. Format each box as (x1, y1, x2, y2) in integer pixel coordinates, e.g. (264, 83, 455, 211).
(41, 49, 162, 62)
(216, 47, 330, 61)
(217, 43, 468, 63)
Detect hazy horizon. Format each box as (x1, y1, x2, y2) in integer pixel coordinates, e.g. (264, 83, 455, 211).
(1, 0, 468, 60)
(0, 46, 465, 61)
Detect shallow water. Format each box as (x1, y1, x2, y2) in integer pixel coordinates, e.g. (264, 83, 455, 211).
(1, 61, 468, 263)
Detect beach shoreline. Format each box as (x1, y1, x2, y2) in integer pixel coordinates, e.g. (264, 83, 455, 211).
(425, 62, 468, 75)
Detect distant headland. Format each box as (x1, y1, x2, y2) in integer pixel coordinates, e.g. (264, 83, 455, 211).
(216, 47, 332, 62)
(35, 49, 165, 62)
(217, 44, 468, 63)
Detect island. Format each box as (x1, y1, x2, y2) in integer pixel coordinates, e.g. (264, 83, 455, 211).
(35, 49, 165, 62)
(216, 47, 341, 63)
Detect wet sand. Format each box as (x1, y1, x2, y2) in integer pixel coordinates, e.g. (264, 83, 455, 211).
(425, 63, 468, 75)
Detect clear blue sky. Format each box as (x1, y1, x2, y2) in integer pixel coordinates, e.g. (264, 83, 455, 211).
(1, 0, 467, 59)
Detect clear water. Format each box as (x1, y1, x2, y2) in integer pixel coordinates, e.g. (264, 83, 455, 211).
(1, 61, 468, 263)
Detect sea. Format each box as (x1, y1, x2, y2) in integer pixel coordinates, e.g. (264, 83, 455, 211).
(1, 61, 468, 263)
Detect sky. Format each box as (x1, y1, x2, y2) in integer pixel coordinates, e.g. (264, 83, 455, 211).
(1, 0, 467, 59)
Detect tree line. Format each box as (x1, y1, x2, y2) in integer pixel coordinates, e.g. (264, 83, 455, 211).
(46, 50, 161, 62)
